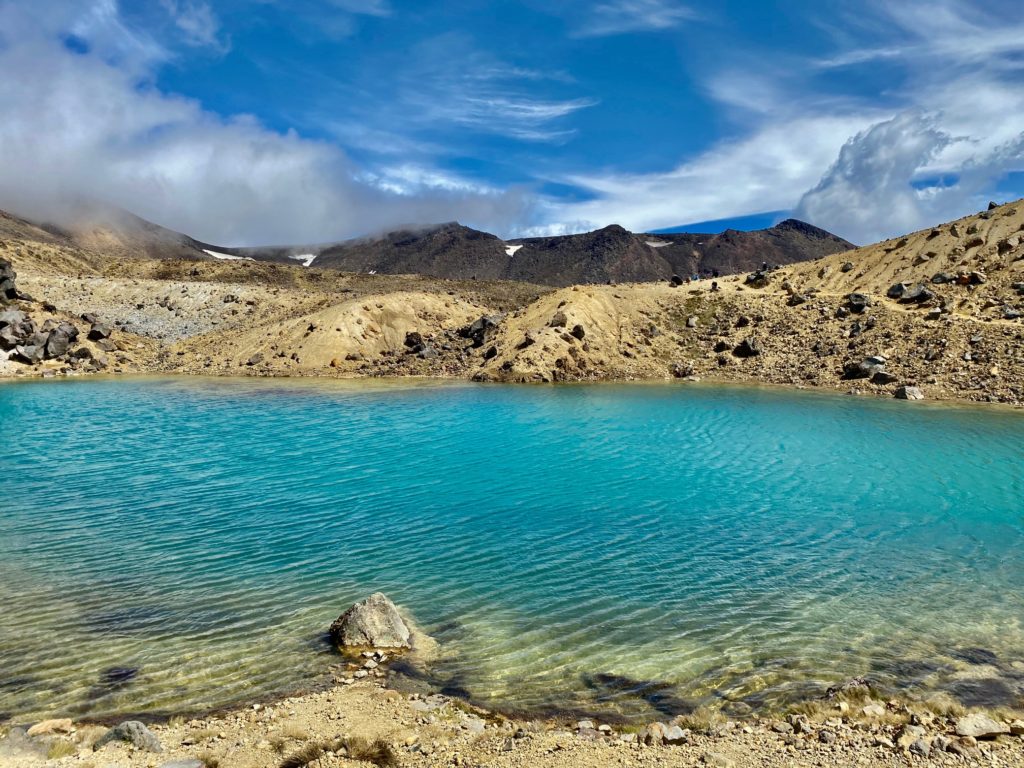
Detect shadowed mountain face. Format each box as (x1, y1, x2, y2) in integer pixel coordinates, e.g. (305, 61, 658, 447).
(1, 206, 854, 286)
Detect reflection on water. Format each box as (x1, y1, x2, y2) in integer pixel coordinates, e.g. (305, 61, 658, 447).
(1, 377, 1023, 721)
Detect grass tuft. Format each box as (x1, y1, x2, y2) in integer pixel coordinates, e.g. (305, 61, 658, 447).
(278, 736, 398, 768)
(46, 739, 78, 759)
(344, 736, 399, 767)
(279, 742, 325, 768)
(279, 723, 311, 742)
(673, 707, 726, 734)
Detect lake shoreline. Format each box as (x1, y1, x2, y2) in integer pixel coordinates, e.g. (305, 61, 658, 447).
(4, 670, 1024, 767)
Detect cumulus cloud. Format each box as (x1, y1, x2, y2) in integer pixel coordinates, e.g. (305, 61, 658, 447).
(549, 0, 1024, 242)
(0, 0, 533, 245)
(795, 112, 951, 244)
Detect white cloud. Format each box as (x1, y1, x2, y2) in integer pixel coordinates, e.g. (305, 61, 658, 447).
(576, 0, 695, 37)
(548, 0, 1024, 242)
(795, 112, 951, 244)
(389, 36, 598, 143)
(159, 0, 227, 51)
(0, 0, 534, 245)
(540, 114, 880, 235)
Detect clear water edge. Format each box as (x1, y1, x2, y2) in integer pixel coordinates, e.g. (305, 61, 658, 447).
(1, 376, 1023, 724)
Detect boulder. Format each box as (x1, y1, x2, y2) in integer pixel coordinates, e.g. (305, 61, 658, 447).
(0, 309, 26, 328)
(12, 344, 44, 364)
(955, 713, 1009, 739)
(0, 258, 18, 301)
(733, 338, 762, 358)
(404, 331, 425, 349)
(570, 324, 585, 340)
(886, 283, 907, 299)
(0, 325, 21, 350)
(459, 314, 504, 348)
(840, 261, 854, 272)
(45, 328, 73, 358)
(899, 284, 935, 303)
(88, 322, 112, 341)
(843, 357, 886, 380)
(847, 293, 871, 313)
(662, 725, 688, 745)
(329, 592, 411, 650)
(25, 718, 73, 737)
(894, 385, 924, 400)
(549, 311, 568, 328)
(94, 721, 162, 753)
(641, 722, 667, 745)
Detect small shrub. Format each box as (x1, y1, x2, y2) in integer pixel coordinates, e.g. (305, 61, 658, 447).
(199, 752, 221, 768)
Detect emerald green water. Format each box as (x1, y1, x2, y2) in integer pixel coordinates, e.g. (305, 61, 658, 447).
(1, 377, 1023, 722)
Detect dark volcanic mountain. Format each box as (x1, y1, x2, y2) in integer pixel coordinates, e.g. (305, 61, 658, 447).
(2, 205, 855, 286)
(305, 218, 854, 286)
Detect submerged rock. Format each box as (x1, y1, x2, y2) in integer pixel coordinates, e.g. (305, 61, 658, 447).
(329, 592, 411, 650)
(94, 720, 162, 753)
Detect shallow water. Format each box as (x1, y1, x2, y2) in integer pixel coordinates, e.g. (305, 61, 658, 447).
(1, 377, 1023, 722)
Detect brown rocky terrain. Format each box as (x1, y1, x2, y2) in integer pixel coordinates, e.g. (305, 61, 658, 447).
(2, 200, 1022, 405)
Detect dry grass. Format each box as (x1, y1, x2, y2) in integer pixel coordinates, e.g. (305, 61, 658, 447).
(673, 707, 726, 734)
(278, 722, 311, 741)
(278, 736, 399, 768)
(167, 714, 187, 727)
(920, 694, 967, 718)
(46, 739, 78, 759)
(189, 727, 218, 743)
(74, 725, 108, 749)
(198, 752, 221, 768)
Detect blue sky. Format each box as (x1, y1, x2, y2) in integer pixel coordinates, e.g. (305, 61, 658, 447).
(0, 0, 1023, 245)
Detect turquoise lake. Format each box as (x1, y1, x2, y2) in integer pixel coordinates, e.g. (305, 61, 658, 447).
(1, 377, 1023, 723)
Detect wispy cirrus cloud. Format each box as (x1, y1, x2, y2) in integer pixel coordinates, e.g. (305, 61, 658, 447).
(576, 0, 695, 37)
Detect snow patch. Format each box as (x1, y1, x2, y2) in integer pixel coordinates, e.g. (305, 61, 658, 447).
(289, 253, 316, 267)
(645, 239, 670, 248)
(203, 249, 255, 262)
(505, 244, 523, 257)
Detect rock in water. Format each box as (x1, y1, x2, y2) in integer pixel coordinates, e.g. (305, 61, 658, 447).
(329, 592, 411, 649)
(955, 713, 1010, 739)
(94, 721, 162, 752)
